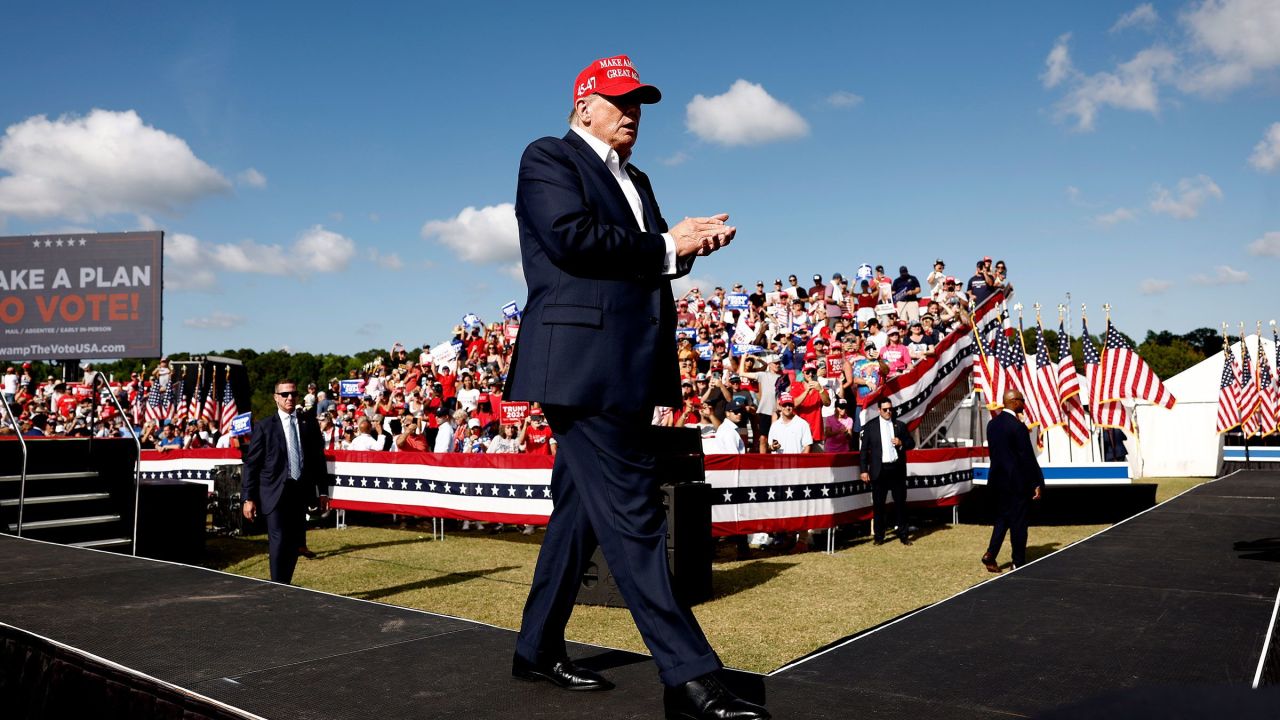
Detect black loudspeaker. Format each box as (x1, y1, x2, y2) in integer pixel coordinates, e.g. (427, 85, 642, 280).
(209, 464, 261, 536)
(577, 427, 713, 608)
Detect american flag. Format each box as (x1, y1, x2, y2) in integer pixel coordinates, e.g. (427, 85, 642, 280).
(1056, 321, 1090, 446)
(219, 373, 238, 434)
(973, 332, 1003, 410)
(1082, 318, 1130, 430)
(1032, 321, 1064, 429)
(143, 381, 163, 424)
(203, 369, 219, 423)
(1003, 323, 1043, 428)
(989, 325, 1036, 425)
(172, 373, 188, 427)
(1096, 319, 1176, 409)
(1256, 338, 1278, 437)
(1238, 334, 1260, 435)
(1216, 336, 1242, 434)
(189, 369, 203, 423)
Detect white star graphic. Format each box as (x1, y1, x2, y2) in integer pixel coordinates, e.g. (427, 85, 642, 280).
(767, 489, 776, 500)
(460, 484, 468, 494)
(722, 490, 733, 502)
(747, 489, 757, 501)
(415, 480, 423, 490)
(360, 478, 368, 487)
(400, 480, 408, 489)
(31, 240, 40, 248)
(55, 239, 63, 247)
(803, 487, 812, 498)
(821, 486, 830, 497)
(444, 483, 453, 493)
(785, 487, 794, 499)
(507, 487, 517, 497)
(491, 485, 499, 496)
(43, 239, 52, 247)
(429, 481, 437, 492)
(542, 487, 552, 498)
(78, 238, 87, 246)
(374, 479, 382, 488)
(525, 486, 534, 497)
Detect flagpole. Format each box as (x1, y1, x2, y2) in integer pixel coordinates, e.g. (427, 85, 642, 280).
(1081, 304, 1099, 461)
(1272, 320, 1279, 436)
(1059, 304, 1074, 462)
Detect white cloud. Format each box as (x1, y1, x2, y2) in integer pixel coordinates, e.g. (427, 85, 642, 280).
(369, 248, 403, 271)
(1247, 231, 1280, 256)
(237, 167, 266, 188)
(1095, 207, 1138, 225)
(1139, 278, 1173, 295)
(826, 90, 864, 108)
(686, 80, 809, 146)
(163, 225, 356, 291)
(421, 203, 519, 264)
(1042, 34, 1074, 88)
(671, 275, 717, 299)
(1065, 185, 1082, 203)
(1179, 0, 1280, 95)
(1053, 46, 1177, 131)
(1249, 122, 1280, 172)
(1111, 4, 1159, 33)
(0, 109, 229, 221)
(661, 151, 689, 166)
(1149, 174, 1222, 219)
(1191, 264, 1249, 285)
(183, 311, 244, 330)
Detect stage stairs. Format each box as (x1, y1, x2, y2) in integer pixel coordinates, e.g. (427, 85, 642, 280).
(0, 437, 139, 552)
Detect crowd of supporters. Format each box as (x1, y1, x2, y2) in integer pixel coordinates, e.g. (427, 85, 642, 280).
(1, 258, 1014, 457)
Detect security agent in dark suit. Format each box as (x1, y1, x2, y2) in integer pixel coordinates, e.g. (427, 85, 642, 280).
(859, 398, 916, 545)
(505, 55, 768, 720)
(982, 389, 1045, 572)
(242, 379, 330, 585)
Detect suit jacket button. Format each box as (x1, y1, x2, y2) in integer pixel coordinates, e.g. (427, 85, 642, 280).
(649, 316, 659, 325)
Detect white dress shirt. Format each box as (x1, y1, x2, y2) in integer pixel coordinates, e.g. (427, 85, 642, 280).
(278, 410, 301, 477)
(570, 126, 680, 275)
(879, 417, 898, 464)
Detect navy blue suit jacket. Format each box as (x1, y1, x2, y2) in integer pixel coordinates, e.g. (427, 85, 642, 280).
(505, 131, 692, 415)
(986, 411, 1046, 496)
(859, 418, 914, 480)
(242, 413, 329, 515)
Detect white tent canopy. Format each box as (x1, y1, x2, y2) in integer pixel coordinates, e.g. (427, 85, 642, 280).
(1133, 335, 1271, 478)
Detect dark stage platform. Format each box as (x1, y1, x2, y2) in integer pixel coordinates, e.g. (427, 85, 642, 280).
(2, 471, 1279, 719)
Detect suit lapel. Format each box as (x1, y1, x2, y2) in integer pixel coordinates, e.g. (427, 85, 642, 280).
(628, 166, 663, 234)
(563, 131, 640, 231)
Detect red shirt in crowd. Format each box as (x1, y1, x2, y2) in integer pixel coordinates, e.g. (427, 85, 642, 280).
(438, 371, 457, 400)
(523, 423, 554, 455)
(787, 380, 825, 442)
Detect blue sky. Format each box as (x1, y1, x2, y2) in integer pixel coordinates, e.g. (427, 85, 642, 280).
(1, 1, 1277, 355)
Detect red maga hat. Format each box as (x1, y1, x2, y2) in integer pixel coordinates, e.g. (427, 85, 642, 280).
(573, 55, 661, 104)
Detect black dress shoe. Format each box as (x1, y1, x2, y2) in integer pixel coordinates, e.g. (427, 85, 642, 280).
(872, 538, 886, 546)
(512, 654, 614, 691)
(664, 673, 770, 720)
(899, 538, 912, 546)
(981, 552, 1000, 573)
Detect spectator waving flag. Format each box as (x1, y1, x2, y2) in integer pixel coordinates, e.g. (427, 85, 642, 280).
(1096, 319, 1176, 409)
(1216, 334, 1242, 434)
(219, 372, 238, 435)
(1256, 338, 1278, 437)
(1032, 320, 1064, 429)
(1082, 318, 1130, 430)
(1238, 332, 1260, 435)
(1056, 320, 1090, 446)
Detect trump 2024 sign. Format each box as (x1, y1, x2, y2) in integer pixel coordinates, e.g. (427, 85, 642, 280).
(0, 231, 163, 361)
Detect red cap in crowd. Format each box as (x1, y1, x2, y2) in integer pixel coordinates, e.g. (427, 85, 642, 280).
(573, 55, 661, 104)
(779, 393, 794, 405)
(803, 362, 817, 371)
(830, 341, 843, 350)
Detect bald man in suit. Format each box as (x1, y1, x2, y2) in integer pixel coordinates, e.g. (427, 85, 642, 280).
(982, 389, 1045, 572)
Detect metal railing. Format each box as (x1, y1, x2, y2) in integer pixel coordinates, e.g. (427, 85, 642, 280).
(0, 396, 29, 536)
(98, 383, 142, 555)
(917, 377, 976, 448)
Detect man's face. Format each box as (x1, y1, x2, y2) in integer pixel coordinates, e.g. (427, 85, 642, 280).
(788, 275, 798, 287)
(878, 403, 893, 419)
(274, 383, 298, 414)
(780, 402, 795, 417)
(581, 94, 641, 158)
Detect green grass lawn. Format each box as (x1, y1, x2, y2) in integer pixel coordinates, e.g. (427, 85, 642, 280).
(204, 476, 1209, 674)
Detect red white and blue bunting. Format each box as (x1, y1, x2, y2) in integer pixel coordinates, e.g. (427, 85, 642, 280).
(143, 447, 987, 535)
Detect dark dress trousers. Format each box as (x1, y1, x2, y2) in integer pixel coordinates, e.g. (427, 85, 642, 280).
(242, 412, 329, 584)
(505, 131, 719, 687)
(985, 411, 1046, 566)
(859, 418, 915, 541)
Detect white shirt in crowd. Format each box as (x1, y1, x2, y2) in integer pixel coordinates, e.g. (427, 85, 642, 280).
(433, 422, 456, 453)
(818, 375, 841, 418)
(712, 418, 745, 454)
(768, 416, 813, 454)
(2, 372, 17, 395)
(348, 432, 382, 451)
(457, 387, 480, 412)
(215, 433, 234, 448)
